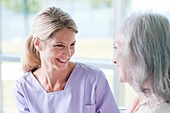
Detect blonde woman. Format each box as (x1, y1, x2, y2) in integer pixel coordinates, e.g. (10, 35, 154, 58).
(14, 6, 120, 113)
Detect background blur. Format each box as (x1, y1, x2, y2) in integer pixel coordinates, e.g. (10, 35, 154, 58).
(0, 0, 170, 113)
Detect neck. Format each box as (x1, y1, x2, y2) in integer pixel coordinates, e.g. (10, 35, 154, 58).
(33, 62, 75, 92)
(138, 93, 166, 109)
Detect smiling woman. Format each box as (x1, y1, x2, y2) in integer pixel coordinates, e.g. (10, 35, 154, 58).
(113, 12, 170, 113)
(13, 6, 120, 113)
(0, 0, 119, 112)
(33, 28, 76, 73)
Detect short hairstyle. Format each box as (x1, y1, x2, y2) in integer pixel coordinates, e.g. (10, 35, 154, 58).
(119, 13, 170, 101)
(21, 6, 78, 72)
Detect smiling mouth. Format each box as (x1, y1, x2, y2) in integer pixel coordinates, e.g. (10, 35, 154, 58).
(56, 58, 68, 63)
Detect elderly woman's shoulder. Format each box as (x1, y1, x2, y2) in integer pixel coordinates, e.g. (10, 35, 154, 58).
(153, 102, 170, 113)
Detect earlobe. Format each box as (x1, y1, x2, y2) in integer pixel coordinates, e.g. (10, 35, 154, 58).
(33, 37, 41, 51)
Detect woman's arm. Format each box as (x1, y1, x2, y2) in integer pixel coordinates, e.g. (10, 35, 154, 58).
(14, 80, 31, 113)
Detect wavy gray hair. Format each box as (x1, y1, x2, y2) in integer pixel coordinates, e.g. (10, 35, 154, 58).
(119, 13, 170, 101)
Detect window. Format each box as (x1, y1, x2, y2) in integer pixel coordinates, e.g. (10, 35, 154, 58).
(0, 0, 118, 112)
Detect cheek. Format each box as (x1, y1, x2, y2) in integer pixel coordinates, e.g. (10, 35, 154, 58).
(117, 52, 131, 83)
(70, 49, 75, 55)
(120, 62, 134, 83)
(118, 60, 128, 83)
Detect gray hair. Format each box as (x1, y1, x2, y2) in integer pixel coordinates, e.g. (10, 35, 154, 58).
(22, 6, 78, 72)
(120, 13, 170, 101)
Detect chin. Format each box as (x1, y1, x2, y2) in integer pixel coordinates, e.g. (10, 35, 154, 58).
(119, 78, 126, 83)
(119, 75, 128, 83)
(54, 64, 67, 70)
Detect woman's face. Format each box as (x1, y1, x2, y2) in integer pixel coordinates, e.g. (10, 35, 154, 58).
(113, 33, 131, 83)
(36, 28, 76, 70)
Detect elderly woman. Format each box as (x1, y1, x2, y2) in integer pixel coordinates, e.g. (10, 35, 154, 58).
(14, 6, 120, 113)
(113, 13, 170, 113)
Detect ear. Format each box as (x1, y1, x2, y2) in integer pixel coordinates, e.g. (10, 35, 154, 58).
(33, 37, 42, 51)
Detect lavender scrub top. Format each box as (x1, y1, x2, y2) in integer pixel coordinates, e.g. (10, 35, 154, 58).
(14, 62, 120, 113)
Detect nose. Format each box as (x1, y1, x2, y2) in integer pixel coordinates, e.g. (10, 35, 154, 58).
(63, 47, 71, 58)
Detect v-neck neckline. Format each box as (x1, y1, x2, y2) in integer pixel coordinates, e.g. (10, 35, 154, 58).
(30, 62, 78, 95)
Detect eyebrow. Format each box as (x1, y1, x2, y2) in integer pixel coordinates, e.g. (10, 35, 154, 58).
(55, 41, 76, 44)
(72, 41, 76, 43)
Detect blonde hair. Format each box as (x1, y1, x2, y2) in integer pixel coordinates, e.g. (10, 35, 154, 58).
(22, 6, 78, 73)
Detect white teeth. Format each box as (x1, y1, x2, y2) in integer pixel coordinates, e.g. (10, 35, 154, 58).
(59, 59, 67, 63)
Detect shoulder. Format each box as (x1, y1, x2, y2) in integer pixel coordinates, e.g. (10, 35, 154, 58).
(75, 62, 107, 84)
(124, 96, 139, 113)
(153, 103, 170, 113)
(14, 71, 33, 95)
(76, 62, 105, 78)
(76, 62, 103, 74)
(15, 71, 33, 87)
